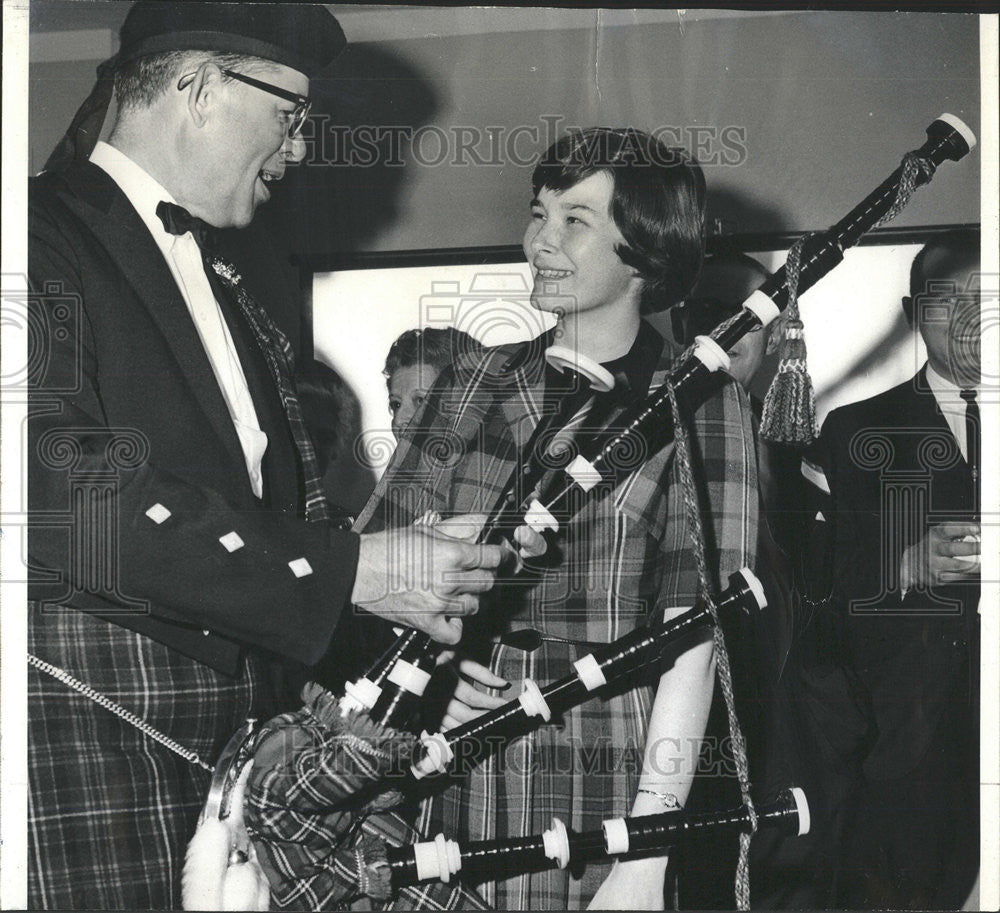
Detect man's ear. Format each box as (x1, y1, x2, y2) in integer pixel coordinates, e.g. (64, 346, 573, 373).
(901, 295, 914, 327)
(183, 62, 225, 129)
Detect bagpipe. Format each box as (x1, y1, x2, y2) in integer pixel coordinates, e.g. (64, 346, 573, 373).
(181, 113, 976, 910)
(182, 571, 762, 910)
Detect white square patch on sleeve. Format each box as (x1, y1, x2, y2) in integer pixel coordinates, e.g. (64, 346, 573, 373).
(145, 503, 171, 524)
(219, 531, 244, 552)
(288, 557, 313, 578)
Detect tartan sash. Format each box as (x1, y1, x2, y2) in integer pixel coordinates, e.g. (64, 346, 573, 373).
(155, 201, 330, 522)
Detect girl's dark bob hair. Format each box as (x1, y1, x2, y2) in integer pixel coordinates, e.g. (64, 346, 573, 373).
(531, 127, 706, 315)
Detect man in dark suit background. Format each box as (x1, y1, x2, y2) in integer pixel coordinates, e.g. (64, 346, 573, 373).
(806, 228, 981, 908)
(27, 4, 510, 908)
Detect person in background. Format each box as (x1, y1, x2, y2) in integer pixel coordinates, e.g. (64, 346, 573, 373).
(672, 251, 771, 394)
(802, 228, 981, 909)
(384, 326, 480, 438)
(296, 360, 358, 478)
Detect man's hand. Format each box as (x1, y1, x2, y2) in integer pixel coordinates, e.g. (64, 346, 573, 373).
(899, 522, 980, 592)
(352, 523, 503, 644)
(512, 523, 547, 559)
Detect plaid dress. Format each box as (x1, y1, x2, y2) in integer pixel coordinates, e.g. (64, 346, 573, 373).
(357, 323, 758, 910)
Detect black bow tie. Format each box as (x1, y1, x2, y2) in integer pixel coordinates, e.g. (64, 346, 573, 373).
(155, 200, 218, 250)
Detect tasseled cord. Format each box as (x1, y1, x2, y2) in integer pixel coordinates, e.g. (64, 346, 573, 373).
(759, 235, 818, 445)
(760, 150, 936, 446)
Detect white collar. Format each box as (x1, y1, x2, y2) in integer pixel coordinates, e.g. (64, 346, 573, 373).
(89, 141, 181, 256)
(926, 361, 978, 407)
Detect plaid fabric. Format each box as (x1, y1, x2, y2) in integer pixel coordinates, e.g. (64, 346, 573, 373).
(358, 324, 759, 909)
(246, 683, 487, 910)
(155, 200, 331, 522)
(27, 603, 266, 909)
(365, 811, 490, 912)
(207, 255, 331, 523)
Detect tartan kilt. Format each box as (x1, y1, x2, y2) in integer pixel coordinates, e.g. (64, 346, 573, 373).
(28, 602, 266, 910)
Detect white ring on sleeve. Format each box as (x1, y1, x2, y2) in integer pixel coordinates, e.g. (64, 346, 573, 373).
(542, 818, 570, 869)
(524, 500, 559, 533)
(518, 678, 552, 721)
(937, 112, 977, 150)
(790, 787, 811, 836)
(413, 840, 440, 881)
(411, 730, 454, 779)
(692, 335, 731, 373)
(340, 678, 382, 714)
(736, 567, 768, 611)
(387, 658, 432, 696)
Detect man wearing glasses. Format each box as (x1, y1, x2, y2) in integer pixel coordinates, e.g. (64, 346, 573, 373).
(27, 3, 508, 907)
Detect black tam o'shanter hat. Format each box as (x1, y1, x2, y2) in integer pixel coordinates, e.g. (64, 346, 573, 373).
(44, 1, 347, 173)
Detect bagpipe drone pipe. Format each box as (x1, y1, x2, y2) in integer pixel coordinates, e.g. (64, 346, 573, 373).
(384, 787, 810, 894)
(407, 568, 766, 782)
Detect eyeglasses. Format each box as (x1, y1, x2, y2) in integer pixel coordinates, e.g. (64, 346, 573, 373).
(177, 68, 312, 138)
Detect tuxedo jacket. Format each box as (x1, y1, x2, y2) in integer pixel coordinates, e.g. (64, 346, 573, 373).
(816, 367, 978, 778)
(28, 161, 359, 676)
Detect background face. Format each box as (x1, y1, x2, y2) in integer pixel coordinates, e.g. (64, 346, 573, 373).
(917, 277, 982, 389)
(388, 362, 441, 438)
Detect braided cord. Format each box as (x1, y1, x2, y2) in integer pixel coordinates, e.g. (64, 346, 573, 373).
(764, 151, 935, 344)
(27, 653, 213, 772)
(780, 151, 934, 333)
(663, 382, 757, 910)
(706, 309, 746, 348)
(877, 152, 936, 228)
(785, 233, 806, 315)
(668, 310, 744, 380)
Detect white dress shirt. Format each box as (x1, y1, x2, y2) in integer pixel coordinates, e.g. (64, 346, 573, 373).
(926, 362, 978, 463)
(90, 141, 268, 498)
(799, 361, 979, 504)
